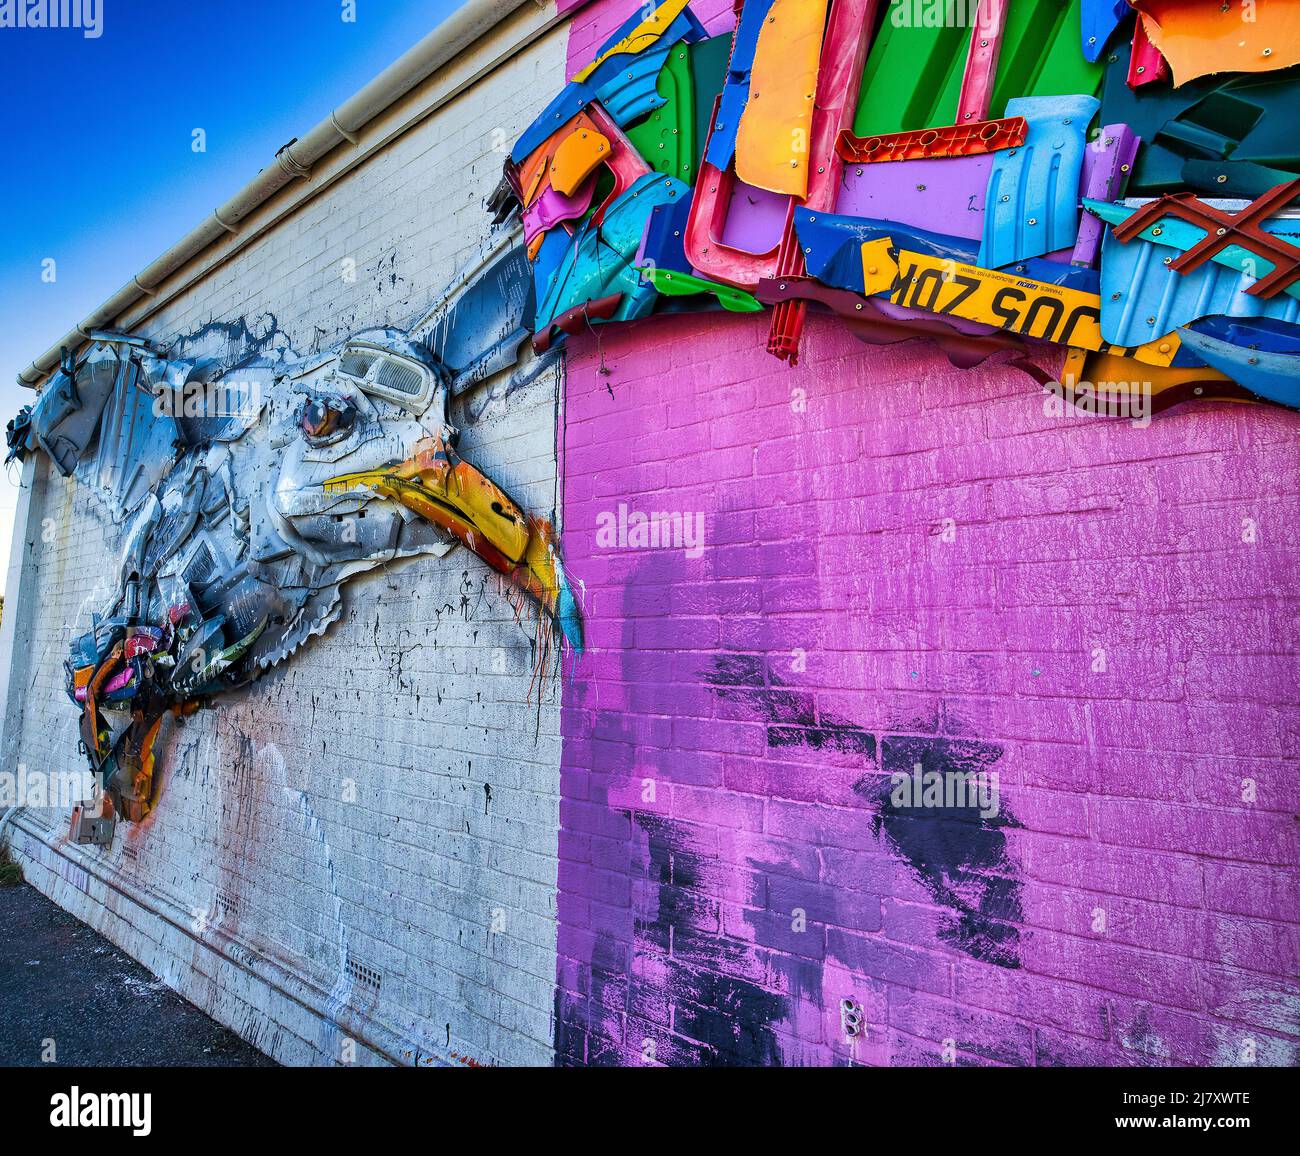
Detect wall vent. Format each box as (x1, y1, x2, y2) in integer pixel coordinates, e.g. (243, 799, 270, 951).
(346, 955, 383, 995)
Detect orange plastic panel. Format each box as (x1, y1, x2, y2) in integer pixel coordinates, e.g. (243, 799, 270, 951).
(1132, 0, 1300, 86)
(549, 129, 612, 197)
(734, 0, 831, 198)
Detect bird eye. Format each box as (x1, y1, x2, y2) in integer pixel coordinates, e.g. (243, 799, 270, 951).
(301, 399, 356, 442)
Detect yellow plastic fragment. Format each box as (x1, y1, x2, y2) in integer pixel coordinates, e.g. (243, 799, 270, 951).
(734, 0, 830, 199)
(572, 0, 694, 84)
(1132, 0, 1300, 86)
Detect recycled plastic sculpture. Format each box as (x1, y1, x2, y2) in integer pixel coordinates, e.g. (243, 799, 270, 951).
(8, 0, 1300, 835)
(5, 239, 582, 833)
(505, 0, 1300, 412)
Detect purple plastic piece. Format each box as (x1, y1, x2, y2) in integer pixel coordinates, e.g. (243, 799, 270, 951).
(837, 155, 992, 242)
(1071, 124, 1140, 267)
(720, 179, 789, 256)
(523, 176, 598, 245)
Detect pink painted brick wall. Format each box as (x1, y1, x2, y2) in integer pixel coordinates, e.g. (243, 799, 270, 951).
(551, 0, 1299, 1068)
(554, 308, 1299, 1066)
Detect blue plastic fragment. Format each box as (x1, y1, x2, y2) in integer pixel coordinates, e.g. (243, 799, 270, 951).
(1189, 315, 1300, 356)
(529, 230, 573, 330)
(979, 94, 1100, 270)
(513, 84, 591, 164)
(584, 0, 707, 93)
(703, 0, 778, 173)
(794, 209, 1099, 296)
(1084, 197, 1300, 303)
(535, 174, 690, 331)
(1080, 0, 1129, 64)
(1178, 326, 1300, 411)
(512, 3, 707, 163)
(593, 43, 675, 126)
(1097, 224, 1300, 347)
(637, 196, 696, 275)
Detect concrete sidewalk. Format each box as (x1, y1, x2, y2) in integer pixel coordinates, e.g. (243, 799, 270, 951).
(0, 881, 275, 1067)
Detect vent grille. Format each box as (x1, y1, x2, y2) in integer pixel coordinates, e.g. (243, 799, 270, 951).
(214, 889, 240, 920)
(338, 352, 375, 379)
(346, 955, 382, 995)
(373, 358, 423, 396)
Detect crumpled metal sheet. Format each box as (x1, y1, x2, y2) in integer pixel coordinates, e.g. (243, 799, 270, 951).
(978, 93, 1099, 268)
(415, 234, 537, 396)
(29, 344, 126, 476)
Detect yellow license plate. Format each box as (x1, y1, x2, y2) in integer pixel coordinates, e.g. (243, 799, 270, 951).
(860, 239, 1180, 367)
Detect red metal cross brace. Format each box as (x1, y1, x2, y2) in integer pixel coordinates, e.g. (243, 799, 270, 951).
(1110, 177, 1300, 298)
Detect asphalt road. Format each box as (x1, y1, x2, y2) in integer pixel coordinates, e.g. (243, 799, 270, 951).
(0, 881, 275, 1067)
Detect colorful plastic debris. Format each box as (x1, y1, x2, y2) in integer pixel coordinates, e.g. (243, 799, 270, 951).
(494, 0, 1300, 397)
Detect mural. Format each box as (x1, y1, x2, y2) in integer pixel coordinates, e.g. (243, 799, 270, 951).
(5, 238, 583, 835)
(504, 0, 1300, 413)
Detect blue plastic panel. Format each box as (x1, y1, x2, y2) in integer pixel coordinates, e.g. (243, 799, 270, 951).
(1097, 224, 1300, 346)
(1081, 0, 1128, 63)
(703, 0, 778, 173)
(794, 208, 1098, 295)
(535, 175, 690, 330)
(1178, 326, 1300, 410)
(979, 94, 1100, 269)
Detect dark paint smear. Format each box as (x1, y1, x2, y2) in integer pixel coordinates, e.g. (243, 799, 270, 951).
(169, 313, 290, 362)
(555, 568, 788, 1067)
(704, 654, 1024, 970)
(860, 736, 1023, 968)
(554, 813, 785, 1067)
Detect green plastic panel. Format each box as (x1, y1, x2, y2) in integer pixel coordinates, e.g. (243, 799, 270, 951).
(854, 0, 1103, 137)
(626, 44, 697, 183)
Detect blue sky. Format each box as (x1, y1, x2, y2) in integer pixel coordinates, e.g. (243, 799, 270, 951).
(0, 0, 464, 592)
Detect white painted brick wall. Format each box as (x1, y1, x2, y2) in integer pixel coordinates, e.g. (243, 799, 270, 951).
(2, 12, 570, 1068)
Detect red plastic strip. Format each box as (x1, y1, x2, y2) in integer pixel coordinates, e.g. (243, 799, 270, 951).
(836, 115, 1027, 164)
(956, 0, 1010, 123)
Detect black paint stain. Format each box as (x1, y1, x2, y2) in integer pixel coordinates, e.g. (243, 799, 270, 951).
(704, 654, 1023, 970)
(168, 313, 290, 363)
(554, 813, 785, 1067)
(860, 736, 1022, 968)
